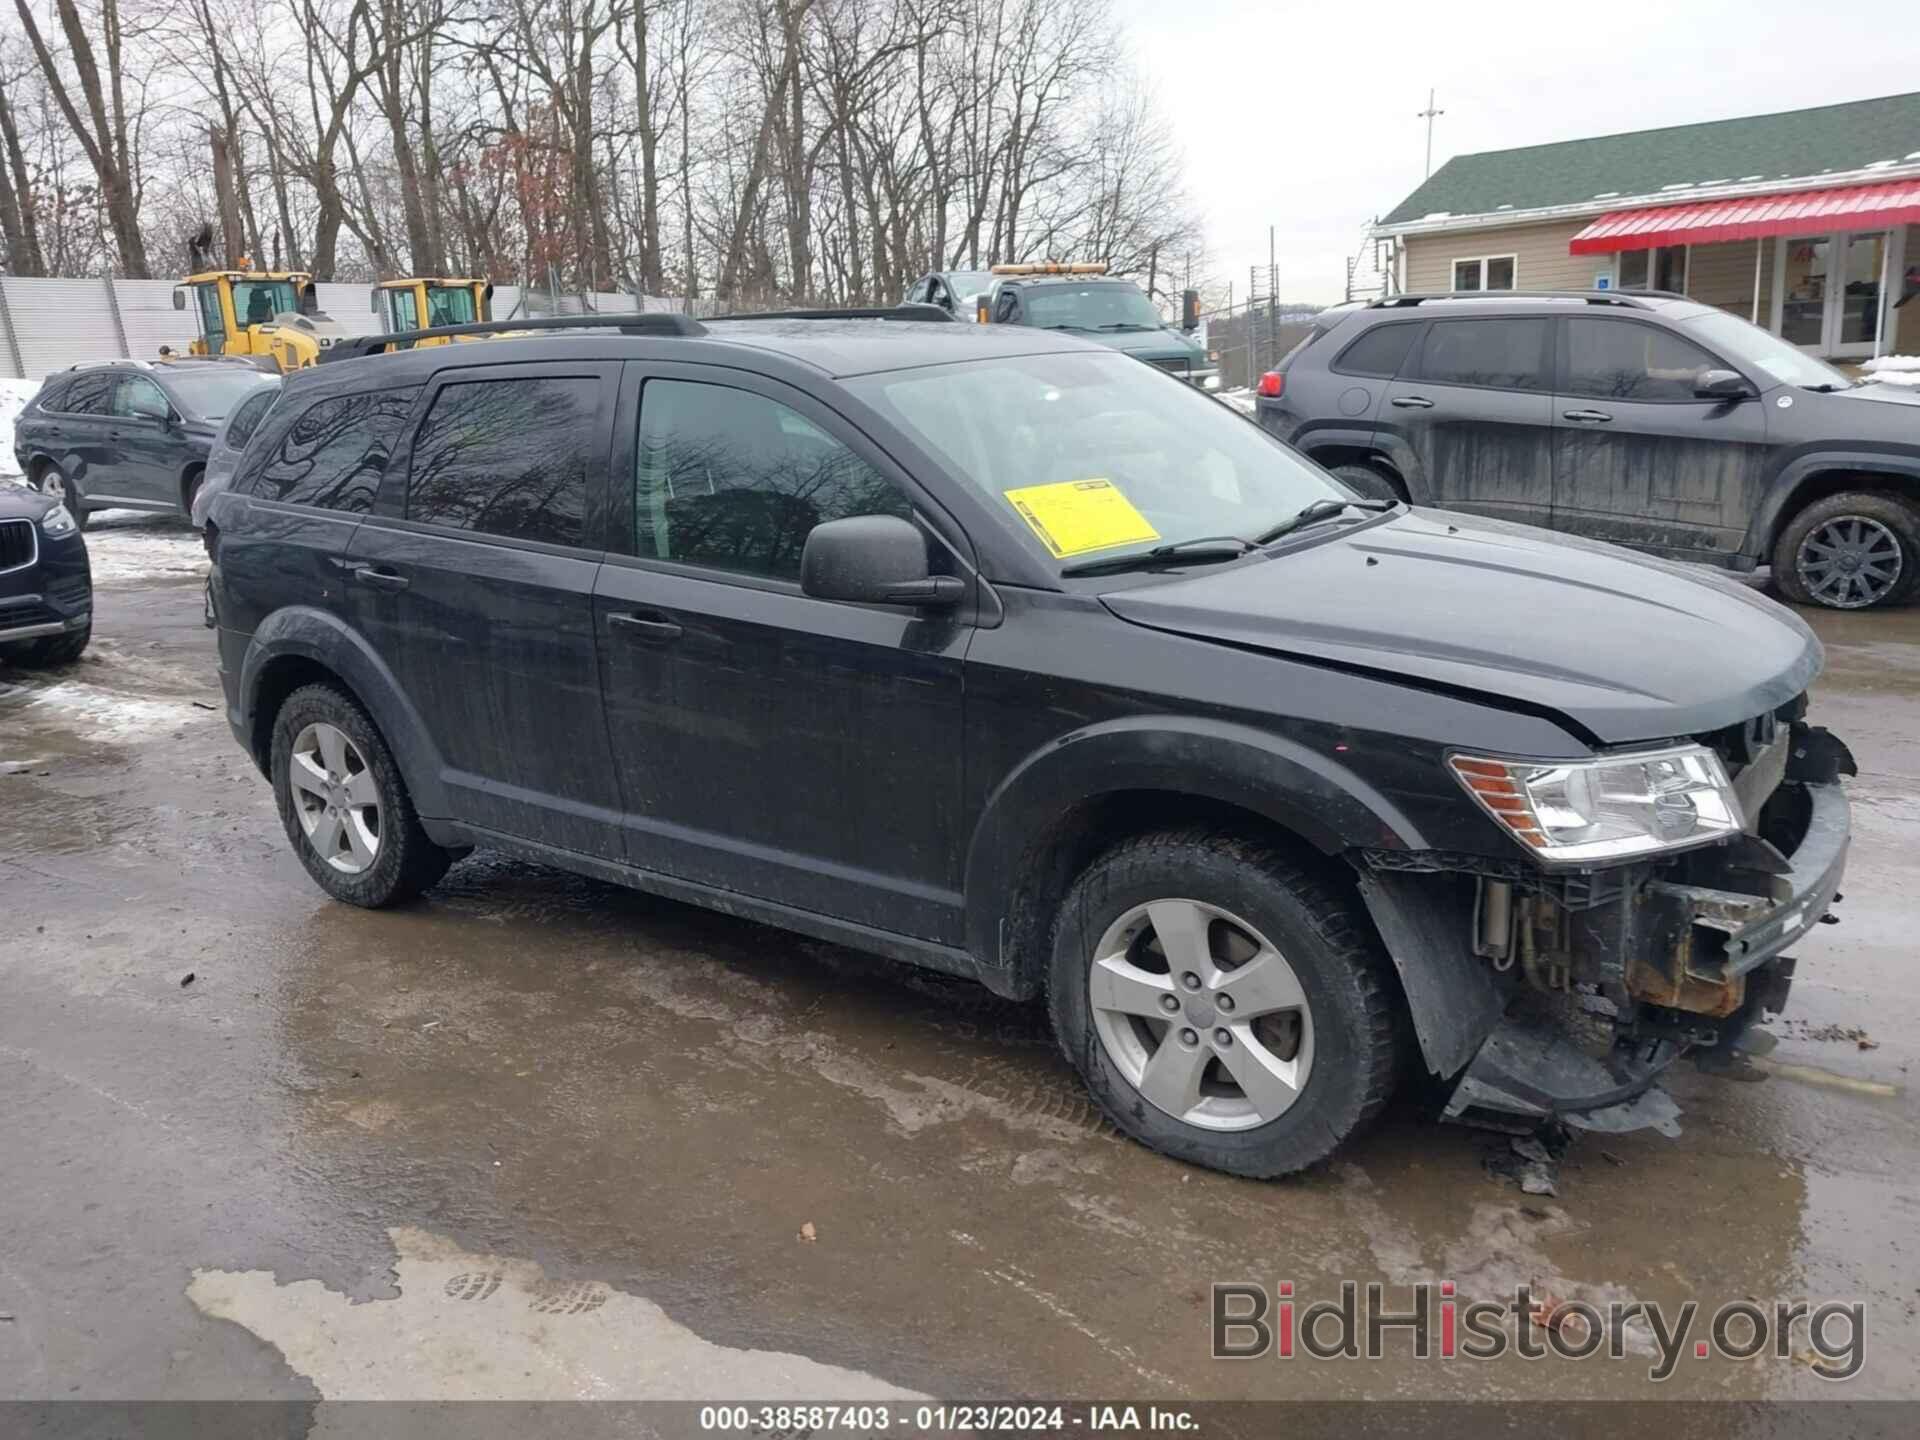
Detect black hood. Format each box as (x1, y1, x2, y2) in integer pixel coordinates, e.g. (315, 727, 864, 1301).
(0, 482, 57, 523)
(1101, 509, 1822, 746)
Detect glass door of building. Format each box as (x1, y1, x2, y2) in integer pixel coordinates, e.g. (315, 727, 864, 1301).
(1774, 230, 1904, 358)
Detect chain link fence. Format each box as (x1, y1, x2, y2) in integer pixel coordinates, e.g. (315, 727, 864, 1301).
(1199, 299, 1326, 393)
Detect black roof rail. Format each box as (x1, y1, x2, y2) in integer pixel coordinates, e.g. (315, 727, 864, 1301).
(317, 311, 707, 364)
(706, 303, 954, 323)
(1368, 290, 1663, 310)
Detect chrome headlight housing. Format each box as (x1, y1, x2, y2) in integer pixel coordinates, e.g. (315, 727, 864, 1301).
(1449, 745, 1743, 864)
(40, 502, 78, 538)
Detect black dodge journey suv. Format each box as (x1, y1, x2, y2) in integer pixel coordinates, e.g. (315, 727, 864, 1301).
(206, 306, 1856, 1178)
(1254, 291, 1920, 610)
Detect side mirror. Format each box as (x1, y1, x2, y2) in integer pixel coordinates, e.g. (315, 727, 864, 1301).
(1181, 288, 1200, 333)
(171, 287, 188, 312)
(1695, 368, 1754, 400)
(800, 515, 964, 608)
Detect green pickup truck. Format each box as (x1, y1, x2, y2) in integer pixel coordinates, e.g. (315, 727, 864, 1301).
(901, 263, 1218, 390)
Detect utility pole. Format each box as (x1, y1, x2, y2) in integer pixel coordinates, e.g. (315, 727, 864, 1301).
(1268, 225, 1277, 374)
(1418, 89, 1445, 179)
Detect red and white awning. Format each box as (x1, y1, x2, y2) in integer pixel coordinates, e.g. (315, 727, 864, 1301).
(1568, 179, 1920, 254)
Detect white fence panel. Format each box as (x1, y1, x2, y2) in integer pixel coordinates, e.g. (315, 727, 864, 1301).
(2, 278, 121, 378)
(312, 283, 382, 337)
(112, 279, 197, 361)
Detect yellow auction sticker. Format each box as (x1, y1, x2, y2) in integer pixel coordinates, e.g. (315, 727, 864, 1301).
(1003, 479, 1160, 559)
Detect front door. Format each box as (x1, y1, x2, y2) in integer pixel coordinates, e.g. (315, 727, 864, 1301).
(107, 374, 178, 504)
(595, 364, 971, 942)
(350, 360, 624, 857)
(1550, 316, 1774, 560)
(1378, 316, 1554, 522)
(1774, 230, 1905, 359)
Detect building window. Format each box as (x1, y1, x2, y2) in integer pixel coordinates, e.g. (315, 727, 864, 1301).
(1451, 255, 1516, 292)
(1617, 246, 1688, 293)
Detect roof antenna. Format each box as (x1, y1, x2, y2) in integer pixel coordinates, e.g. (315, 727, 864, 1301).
(1418, 89, 1445, 179)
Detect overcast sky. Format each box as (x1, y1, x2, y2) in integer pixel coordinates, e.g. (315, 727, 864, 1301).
(1119, 0, 1920, 303)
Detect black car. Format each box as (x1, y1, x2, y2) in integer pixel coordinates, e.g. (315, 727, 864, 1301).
(0, 482, 90, 666)
(1255, 291, 1920, 609)
(208, 310, 1853, 1178)
(11, 360, 278, 531)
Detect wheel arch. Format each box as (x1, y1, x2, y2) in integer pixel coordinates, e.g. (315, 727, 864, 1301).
(962, 717, 1430, 999)
(178, 459, 206, 513)
(239, 606, 450, 818)
(1751, 453, 1920, 557)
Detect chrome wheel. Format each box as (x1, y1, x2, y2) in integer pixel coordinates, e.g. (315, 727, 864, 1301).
(288, 721, 381, 874)
(1797, 515, 1903, 609)
(1088, 898, 1314, 1132)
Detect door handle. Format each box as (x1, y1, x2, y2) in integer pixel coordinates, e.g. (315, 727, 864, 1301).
(349, 565, 410, 592)
(1390, 395, 1435, 409)
(1562, 409, 1614, 423)
(610, 611, 683, 641)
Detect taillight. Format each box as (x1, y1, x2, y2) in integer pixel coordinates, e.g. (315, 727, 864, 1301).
(1256, 371, 1284, 398)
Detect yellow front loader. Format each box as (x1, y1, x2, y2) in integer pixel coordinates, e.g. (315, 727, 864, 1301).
(371, 277, 495, 347)
(168, 224, 345, 372)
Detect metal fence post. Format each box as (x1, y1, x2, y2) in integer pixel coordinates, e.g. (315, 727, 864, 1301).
(0, 279, 24, 378)
(103, 277, 132, 359)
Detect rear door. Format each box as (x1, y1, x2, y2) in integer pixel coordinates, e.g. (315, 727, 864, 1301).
(107, 374, 179, 503)
(44, 372, 116, 497)
(1379, 316, 1554, 524)
(1550, 316, 1773, 560)
(350, 360, 623, 857)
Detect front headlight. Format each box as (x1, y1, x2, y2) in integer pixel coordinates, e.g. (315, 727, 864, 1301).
(1449, 745, 1743, 864)
(40, 502, 78, 538)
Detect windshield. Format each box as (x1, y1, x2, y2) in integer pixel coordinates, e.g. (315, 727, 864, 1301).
(425, 285, 478, 326)
(947, 271, 994, 299)
(1681, 309, 1853, 390)
(163, 368, 272, 421)
(847, 350, 1345, 568)
(231, 279, 299, 326)
(1022, 283, 1164, 332)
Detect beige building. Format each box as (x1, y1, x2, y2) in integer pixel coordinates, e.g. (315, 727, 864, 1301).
(1374, 92, 1920, 361)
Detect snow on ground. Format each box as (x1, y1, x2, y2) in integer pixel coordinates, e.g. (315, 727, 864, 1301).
(0, 676, 203, 758)
(1862, 355, 1920, 388)
(81, 514, 209, 586)
(1215, 386, 1256, 416)
(1, 377, 43, 477)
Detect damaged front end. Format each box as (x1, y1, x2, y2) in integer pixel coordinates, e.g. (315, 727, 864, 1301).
(1358, 699, 1855, 1137)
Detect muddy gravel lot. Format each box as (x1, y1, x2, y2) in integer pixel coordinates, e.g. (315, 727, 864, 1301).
(2, 513, 1917, 1419)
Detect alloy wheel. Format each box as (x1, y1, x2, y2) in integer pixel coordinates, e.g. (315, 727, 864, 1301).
(1088, 898, 1315, 1132)
(1797, 515, 1904, 609)
(288, 721, 382, 874)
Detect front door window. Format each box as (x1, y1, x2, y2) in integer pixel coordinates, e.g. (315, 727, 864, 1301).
(1775, 230, 1903, 357)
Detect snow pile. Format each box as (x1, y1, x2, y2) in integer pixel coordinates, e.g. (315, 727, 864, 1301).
(0, 677, 202, 751)
(1215, 387, 1257, 416)
(83, 519, 209, 585)
(0, 377, 43, 478)
(1862, 355, 1920, 388)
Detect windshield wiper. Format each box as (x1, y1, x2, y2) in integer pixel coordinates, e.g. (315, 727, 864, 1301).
(1059, 535, 1255, 578)
(1254, 497, 1396, 545)
(1095, 323, 1157, 332)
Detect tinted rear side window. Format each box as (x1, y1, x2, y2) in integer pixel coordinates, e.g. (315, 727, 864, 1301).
(1333, 323, 1420, 378)
(405, 375, 599, 548)
(55, 373, 114, 415)
(246, 387, 419, 512)
(226, 389, 277, 446)
(1411, 319, 1548, 391)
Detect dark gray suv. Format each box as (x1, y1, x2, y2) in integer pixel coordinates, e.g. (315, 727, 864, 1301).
(11, 360, 277, 531)
(1255, 292, 1920, 609)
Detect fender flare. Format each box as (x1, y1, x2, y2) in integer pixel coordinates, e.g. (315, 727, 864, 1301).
(1746, 451, 1920, 558)
(238, 605, 451, 818)
(1298, 427, 1422, 501)
(961, 715, 1430, 976)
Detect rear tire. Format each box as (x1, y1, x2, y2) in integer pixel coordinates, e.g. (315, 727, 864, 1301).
(32, 462, 88, 532)
(270, 682, 452, 907)
(1771, 492, 1920, 610)
(1047, 828, 1402, 1178)
(1330, 461, 1406, 504)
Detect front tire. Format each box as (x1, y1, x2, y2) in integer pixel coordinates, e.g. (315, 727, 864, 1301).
(1048, 828, 1402, 1178)
(270, 683, 452, 907)
(1772, 492, 1920, 609)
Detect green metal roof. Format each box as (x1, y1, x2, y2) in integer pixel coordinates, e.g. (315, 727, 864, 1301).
(1381, 92, 1920, 227)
